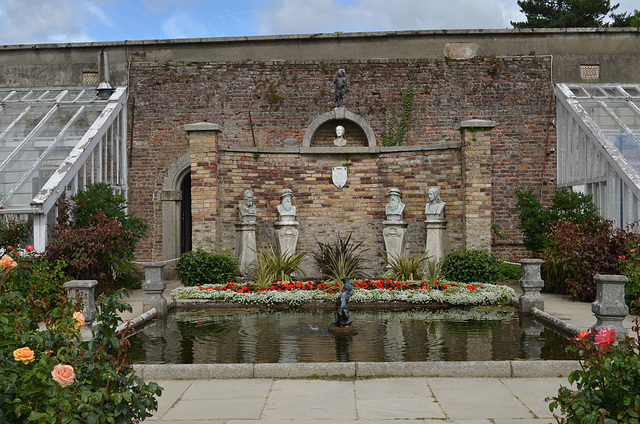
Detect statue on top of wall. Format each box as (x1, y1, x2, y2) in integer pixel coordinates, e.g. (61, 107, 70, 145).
(385, 188, 405, 220)
(276, 188, 296, 221)
(425, 187, 445, 220)
(238, 189, 257, 222)
(333, 125, 347, 147)
(331, 68, 347, 108)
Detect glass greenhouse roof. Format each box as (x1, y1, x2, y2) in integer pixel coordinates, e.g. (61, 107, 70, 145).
(564, 83, 640, 173)
(0, 87, 125, 213)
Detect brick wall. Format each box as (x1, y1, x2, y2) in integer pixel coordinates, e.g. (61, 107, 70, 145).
(128, 56, 555, 272)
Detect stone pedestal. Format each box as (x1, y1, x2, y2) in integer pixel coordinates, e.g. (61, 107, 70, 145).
(141, 262, 168, 315)
(518, 259, 545, 314)
(63, 280, 98, 326)
(424, 219, 447, 263)
(592, 274, 629, 336)
(63, 279, 98, 340)
(383, 220, 408, 264)
(235, 222, 257, 276)
(274, 221, 299, 256)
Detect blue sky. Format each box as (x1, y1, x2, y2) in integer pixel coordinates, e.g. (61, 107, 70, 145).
(0, 0, 637, 45)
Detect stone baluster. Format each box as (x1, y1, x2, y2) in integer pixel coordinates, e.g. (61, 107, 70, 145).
(63, 280, 98, 327)
(518, 259, 544, 314)
(592, 274, 629, 336)
(142, 262, 168, 315)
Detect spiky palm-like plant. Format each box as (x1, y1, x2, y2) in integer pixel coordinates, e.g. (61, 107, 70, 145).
(383, 251, 431, 282)
(250, 245, 307, 290)
(311, 232, 368, 284)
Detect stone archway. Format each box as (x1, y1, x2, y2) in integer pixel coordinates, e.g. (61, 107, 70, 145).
(302, 108, 377, 148)
(162, 154, 191, 273)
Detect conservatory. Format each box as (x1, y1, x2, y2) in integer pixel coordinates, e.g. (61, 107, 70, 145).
(0, 86, 128, 251)
(555, 83, 640, 229)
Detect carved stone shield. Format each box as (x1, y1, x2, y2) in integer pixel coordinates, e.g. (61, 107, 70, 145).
(332, 166, 348, 188)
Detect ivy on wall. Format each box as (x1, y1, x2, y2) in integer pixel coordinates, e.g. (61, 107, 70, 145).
(381, 80, 414, 147)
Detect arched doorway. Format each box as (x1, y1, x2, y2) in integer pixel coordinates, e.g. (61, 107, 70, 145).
(162, 154, 191, 273)
(179, 171, 191, 254)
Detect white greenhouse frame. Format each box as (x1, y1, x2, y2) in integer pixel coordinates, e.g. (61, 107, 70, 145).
(0, 87, 128, 251)
(556, 83, 640, 229)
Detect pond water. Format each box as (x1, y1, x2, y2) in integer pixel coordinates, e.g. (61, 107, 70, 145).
(128, 306, 571, 364)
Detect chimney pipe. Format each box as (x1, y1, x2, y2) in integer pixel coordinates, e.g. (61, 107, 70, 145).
(97, 48, 114, 100)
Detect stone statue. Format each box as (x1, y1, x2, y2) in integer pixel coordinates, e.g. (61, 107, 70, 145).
(238, 189, 257, 222)
(331, 277, 354, 327)
(333, 125, 347, 147)
(276, 188, 296, 221)
(425, 187, 445, 220)
(385, 188, 405, 220)
(330, 68, 347, 108)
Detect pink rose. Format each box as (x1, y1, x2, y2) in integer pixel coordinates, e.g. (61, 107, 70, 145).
(13, 347, 35, 364)
(51, 364, 75, 388)
(73, 312, 85, 330)
(25, 245, 34, 252)
(594, 328, 617, 349)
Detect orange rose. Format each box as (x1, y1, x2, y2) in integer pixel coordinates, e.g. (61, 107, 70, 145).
(73, 312, 85, 330)
(0, 255, 17, 269)
(51, 364, 75, 388)
(13, 347, 35, 364)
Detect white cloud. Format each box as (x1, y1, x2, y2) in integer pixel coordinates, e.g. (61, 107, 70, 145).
(161, 11, 209, 39)
(0, 0, 91, 44)
(255, 0, 531, 35)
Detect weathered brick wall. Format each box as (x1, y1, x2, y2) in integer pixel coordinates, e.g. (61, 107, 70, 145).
(128, 56, 555, 270)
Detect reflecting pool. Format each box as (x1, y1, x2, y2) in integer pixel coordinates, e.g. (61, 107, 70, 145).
(128, 307, 571, 364)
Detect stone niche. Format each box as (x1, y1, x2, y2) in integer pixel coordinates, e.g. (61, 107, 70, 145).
(302, 108, 376, 149)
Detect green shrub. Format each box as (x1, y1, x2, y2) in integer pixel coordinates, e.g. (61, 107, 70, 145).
(0, 218, 31, 249)
(498, 262, 521, 280)
(0, 263, 162, 423)
(615, 241, 640, 313)
(44, 184, 148, 293)
(384, 251, 430, 282)
(250, 245, 307, 290)
(515, 188, 602, 253)
(549, 325, 640, 423)
(440, 249, 502, 284)
(542, 219, 640, 302)
(176, 248, 238, 286)
(9, 256, 69, 316)
(311, 232, 368, 283)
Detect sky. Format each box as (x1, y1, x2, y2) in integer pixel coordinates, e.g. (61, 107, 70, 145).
(0, 0, 637, 46)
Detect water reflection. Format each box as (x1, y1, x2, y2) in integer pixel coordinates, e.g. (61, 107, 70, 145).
(128, 308, 571, 364)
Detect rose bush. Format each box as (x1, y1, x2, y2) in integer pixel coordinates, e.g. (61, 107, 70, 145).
(0, 256, 162, 424)
(549, 322, 640, 423)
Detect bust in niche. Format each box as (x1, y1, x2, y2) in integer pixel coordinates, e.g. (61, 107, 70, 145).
(333, 125, 347, 147)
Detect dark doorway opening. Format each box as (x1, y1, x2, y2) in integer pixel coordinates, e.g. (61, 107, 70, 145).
(180, 172, 192, 254)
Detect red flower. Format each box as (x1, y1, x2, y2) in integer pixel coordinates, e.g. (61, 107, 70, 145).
(594, 328, 617, 349)
(25, 245, 34, 252)
(198, 286, 203, 290)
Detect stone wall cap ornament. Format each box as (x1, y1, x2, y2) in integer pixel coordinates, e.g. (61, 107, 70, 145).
(184, 122, 222, 132)
(456, 119, 496, 130)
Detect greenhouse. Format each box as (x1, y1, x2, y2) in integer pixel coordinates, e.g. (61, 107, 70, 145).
(0, 86, 128, 251)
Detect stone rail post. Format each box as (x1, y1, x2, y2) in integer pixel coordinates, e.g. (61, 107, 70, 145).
(592, 274, 629, 336)
(518, 259, 545, 314)
(142, 262, 168, 315)
(63, 280, 98, 339)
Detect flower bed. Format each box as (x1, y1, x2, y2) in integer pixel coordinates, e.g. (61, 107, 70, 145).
(171, 278, 516, 307)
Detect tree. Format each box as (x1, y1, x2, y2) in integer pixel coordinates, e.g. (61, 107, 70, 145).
(511, 0, 619, 28)
(610, 9, 640, 26)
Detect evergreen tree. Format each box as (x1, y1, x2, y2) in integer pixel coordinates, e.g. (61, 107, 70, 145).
(610, 9, 640, 26)
(511, 0, 619, 28)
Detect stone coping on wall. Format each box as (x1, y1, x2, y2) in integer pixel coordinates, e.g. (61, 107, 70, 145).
(132, 360, 580, 380)
(218, 141, 461, 155)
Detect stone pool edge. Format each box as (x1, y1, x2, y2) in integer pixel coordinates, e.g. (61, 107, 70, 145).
(132, 360, 580, 380)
